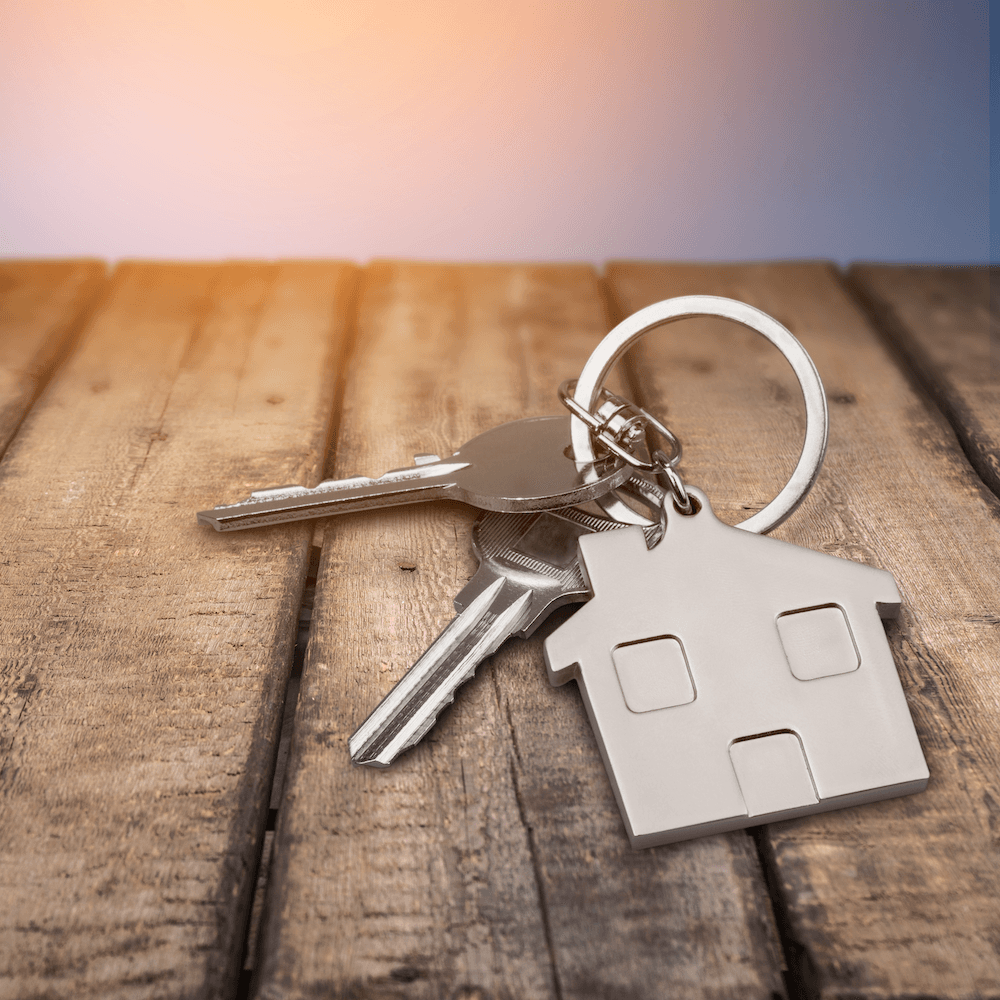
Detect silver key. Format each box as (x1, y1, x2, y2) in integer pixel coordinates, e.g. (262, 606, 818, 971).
(349, 502, 663, 767)
(197, 415, 631, 531)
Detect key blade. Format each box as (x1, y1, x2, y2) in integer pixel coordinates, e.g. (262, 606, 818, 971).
(197, 416, 630, 531)
(350, 496, 666, 768)
(196, 461, 472, 531)
(349, 576, 533, 767)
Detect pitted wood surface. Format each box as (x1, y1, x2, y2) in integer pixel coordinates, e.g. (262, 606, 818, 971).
(606, 261, 1000, 1000)
(255, 262, 784, 1000)
(848, 265, 999, 500)
(0, 260, 106, 455)
(0, 262, 357, 999)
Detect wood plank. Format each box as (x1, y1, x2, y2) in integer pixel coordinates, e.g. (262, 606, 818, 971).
(847, 265, 999, 500)
(0, 261, 357, 999)
(605, 261, 1000, 999)
(256, 263, 785, 999)
(0, 260, 107, 455)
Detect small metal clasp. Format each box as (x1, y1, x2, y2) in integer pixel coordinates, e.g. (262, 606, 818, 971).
(558, 379, 682, 475)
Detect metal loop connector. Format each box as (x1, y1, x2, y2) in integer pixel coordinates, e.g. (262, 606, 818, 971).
(657, 461, 693, 515)
(558, 379, 682, 474)
(568, 295, 829, 534)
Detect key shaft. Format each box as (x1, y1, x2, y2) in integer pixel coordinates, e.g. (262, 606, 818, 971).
(199, 464, 468, 531)
(349, 504, 662, 768)
(197, 416, 629, 531)
(349, 576, 533, 766)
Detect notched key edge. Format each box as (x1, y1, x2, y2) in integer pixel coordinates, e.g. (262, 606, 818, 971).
(349, 578, 533, 767)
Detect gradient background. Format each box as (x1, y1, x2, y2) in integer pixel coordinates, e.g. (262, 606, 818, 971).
(0, 0, 989, 265)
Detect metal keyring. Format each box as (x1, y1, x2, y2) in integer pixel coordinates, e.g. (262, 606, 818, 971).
(571, 295, 829, 534)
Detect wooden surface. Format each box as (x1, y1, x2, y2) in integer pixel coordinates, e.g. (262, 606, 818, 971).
(0, 260, 106, 455)
(848, 265, 999, 498)
(0, 259, 995, 1000)
(0, 262, 357, 999)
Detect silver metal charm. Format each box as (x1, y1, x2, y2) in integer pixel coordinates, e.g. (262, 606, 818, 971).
(543, 487, 929, 849)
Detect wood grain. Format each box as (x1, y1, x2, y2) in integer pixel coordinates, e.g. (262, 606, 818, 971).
(0, 261, 357, 999)
(0, 260, 107, 455)
(606, 261, 1000, 999)
(848, 265, 1000, 501)
(256, 262, 785, 1000)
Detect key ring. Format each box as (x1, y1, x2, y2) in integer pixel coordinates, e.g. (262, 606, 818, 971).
(570, 295, 828, 534)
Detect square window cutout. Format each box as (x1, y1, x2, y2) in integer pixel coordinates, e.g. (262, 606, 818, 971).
(730, 731, 818, 817)
(612, 636, 695, 713)
(777, 605, 859, 681)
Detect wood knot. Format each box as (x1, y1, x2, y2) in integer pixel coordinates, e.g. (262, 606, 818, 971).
(389, 966, 421, 982)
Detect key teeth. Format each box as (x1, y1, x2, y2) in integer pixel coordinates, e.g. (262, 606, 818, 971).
(250, 484, 308, 499)
(350, 673, 467, 767)
(349, 583, 532, 769)
(352, 748, 392, 768)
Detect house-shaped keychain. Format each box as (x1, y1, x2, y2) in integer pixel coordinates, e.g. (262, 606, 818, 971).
(544, 486, 929, 849)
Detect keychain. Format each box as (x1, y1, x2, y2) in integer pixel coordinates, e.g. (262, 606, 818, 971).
(200, 293, 929, 849)
(546, 296, 929, 849)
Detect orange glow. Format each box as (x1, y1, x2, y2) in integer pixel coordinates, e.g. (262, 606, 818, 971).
(0, 1, 988, 263)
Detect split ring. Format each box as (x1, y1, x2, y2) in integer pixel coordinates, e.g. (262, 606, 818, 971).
(571, 295, 828, 534)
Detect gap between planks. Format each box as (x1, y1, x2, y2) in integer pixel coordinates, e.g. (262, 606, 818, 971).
(236, 545, 320, 1000)
(844, 265, 999, 503)
(0, 260, 108, 461)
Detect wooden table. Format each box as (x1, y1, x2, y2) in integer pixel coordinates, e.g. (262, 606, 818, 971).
(0, 260, 997, 1000)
